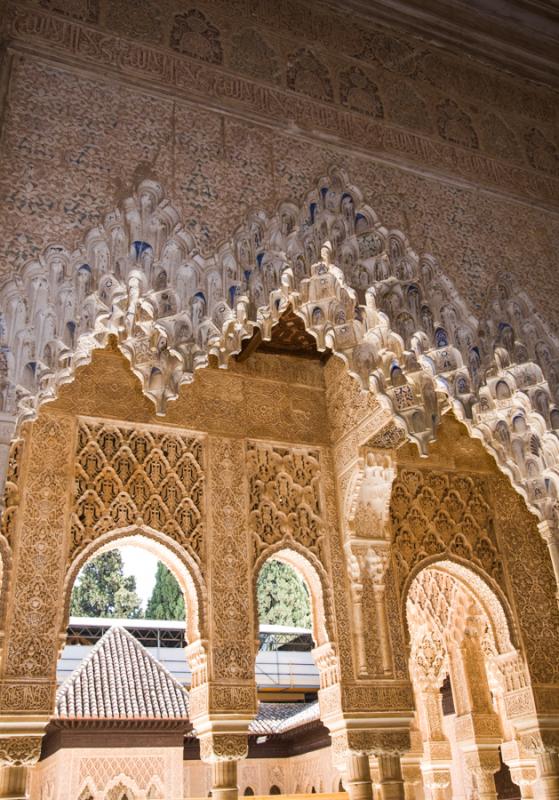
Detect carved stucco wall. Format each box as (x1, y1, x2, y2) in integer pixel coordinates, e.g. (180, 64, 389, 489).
(29, 745, 184, 800)
(0, 0, 558, 334)
(0, 331, 556, 778)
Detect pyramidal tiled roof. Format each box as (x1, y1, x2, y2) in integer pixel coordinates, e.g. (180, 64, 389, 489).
(250, 702, 320, 735)
(56, 626, 189, 720)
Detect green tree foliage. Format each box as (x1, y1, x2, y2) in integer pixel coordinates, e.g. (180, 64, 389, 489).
(145, 562, 185, 621)
(257, 560, 311, 628)
(70, 550, 143, 619)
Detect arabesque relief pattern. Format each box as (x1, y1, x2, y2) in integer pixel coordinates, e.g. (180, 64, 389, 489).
(390, 468, 503, 590)
(247, 443, 324, 563)
(71, 418, 205, 564)
(3, 166, 559, 588)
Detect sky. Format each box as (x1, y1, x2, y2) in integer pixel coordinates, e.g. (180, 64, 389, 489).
(120, 545, 158, 609)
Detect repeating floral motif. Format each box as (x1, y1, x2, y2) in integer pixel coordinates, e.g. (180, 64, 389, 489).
(3, 162, 559, 547)
(391, 468, 502, 590)
(247, 443, 324, 563)
(1, 412, 74, 687)
(494, 475, 559, 686)
(71, 418, 205, 564)
(207, 437, 254, 687)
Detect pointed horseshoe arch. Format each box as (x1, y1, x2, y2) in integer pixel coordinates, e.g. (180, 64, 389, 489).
(2, 167, 559, 533)
(62, 525, 207, 644)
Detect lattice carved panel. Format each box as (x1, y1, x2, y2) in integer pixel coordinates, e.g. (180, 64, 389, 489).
(391, 468, 503, 590)
(71, 419, 205, 564)
(247, 442, 325, 563)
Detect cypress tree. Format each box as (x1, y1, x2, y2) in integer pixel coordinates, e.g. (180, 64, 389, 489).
(257, 560, 311, 628)
(145, 562, 185, 621)
(70, 550, 143, 619)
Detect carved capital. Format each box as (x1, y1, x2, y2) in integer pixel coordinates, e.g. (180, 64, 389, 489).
(332, 728, 411, 766)
(349, 450, 396, 540)
(199, 733, 248, 763)
(0, 736, 42, 767)
(521, 730, 559, 756)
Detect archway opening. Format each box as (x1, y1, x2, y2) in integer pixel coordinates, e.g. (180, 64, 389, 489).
(59, 531, 200, 690)
(405, 560, 533, 800)
(255, 553, 318, 702)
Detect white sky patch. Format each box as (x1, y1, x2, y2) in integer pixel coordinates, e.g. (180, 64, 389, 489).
(120, 545, 158, 609)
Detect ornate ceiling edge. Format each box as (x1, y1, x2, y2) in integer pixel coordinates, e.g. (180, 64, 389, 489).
(1, 165, 559, 538)
(4, 2, 559, 212)
(324, 0, 559, 88)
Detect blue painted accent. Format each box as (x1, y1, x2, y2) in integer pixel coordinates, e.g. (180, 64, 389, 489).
(310, 203, 317, 224)
(193, 291, 206, 302)
(321, 187, 329, 198)
(355, 213, 367, 224)
(256, 253, 264, 266)
(244, 270, 252, 283)
(79, 264, 92, 273)
(229, 286, 238, 306)
(132, 241, 152, 258)
(435, 327, 448, 347)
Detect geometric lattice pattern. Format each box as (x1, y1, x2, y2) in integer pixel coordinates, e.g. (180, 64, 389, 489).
(78, 755, 165, 792)
(247, 442, 324, 562)
(391, 468, 503, 588)
(71, 419, 204, 564)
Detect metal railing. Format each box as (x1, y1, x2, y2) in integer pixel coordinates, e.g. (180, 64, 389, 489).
(59, 619, 319, 690)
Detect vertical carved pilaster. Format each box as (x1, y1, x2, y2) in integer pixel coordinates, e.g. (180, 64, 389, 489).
(190, 436, 256, 790)
(538, 520, 559, 601)
(365, 547, 393, 677)
(0, 415, 16, 516)
(0, 411, 75, 744)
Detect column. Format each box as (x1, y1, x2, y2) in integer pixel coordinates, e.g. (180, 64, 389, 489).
(378, 754, 406, 800)
(345, 753, 375, 800)
(501, 740, 537, 800)
(450, 615, 501, 800)
(0, 413, 16, 514)
(211, 759, 239, 800)
(347, 550, 368, 678)
(510, 765, 537, 800)
(356, 544, 393, 677)
(0, 767, 27, 800)
(535, 752, 559, 800)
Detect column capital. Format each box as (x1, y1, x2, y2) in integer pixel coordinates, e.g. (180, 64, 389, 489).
(521, 730, 559, 756)
(332, 728, 411, 766)
(199, 733, 248, 764)
(0, 737, 41, 768)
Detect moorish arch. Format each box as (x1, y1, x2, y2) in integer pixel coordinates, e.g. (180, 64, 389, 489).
(0, 166, 559, 800)
(62, 525, 207, 646)
(404, 558, 538, 800)
(253, 545, 333, 650)
(1, 167, 559, 584)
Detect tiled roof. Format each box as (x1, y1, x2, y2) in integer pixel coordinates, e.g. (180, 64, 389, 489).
(56, 626, 189, 720)
(250, 702, 320, 735)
